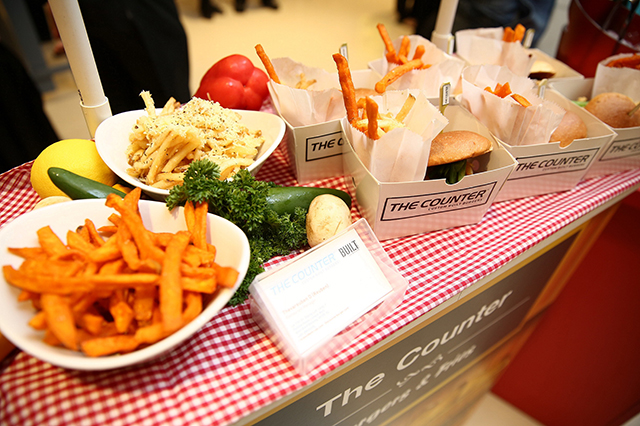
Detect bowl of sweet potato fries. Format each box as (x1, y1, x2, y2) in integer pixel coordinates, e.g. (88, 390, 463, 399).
(0, 188, 250, 370)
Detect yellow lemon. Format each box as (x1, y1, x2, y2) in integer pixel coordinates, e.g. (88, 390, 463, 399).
(30, 139, 117, 198)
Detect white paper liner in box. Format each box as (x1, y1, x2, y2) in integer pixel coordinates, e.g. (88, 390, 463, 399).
(268, 58, 382, 183)
(550, 77, 640, 179)
(346, 90, 448, 183)
(249, 218, 408, 375)
(592, 53, 640, 99)
(367, 35, 467, 95)
(268, 57, 344, 127)
(492, 88, 615, 201)
(455, 27, 536, 76)
(461, 64, 565, 147)
(342, 103, 517, 240)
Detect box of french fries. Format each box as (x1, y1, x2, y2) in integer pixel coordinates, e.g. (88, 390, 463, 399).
(550, 68, 640, 179)
(259, 51, 382, 183)
(367, 30, 467, 96)
(460, 65, 616, 201)
(455, 25, 536, 77)
(341, 93, 517, 241)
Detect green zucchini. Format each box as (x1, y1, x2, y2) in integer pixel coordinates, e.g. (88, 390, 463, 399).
(266, 186, 351, 216)
(48, 167, 126, 199)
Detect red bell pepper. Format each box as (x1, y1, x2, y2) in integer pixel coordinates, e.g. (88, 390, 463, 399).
(194, 54, 269, 110)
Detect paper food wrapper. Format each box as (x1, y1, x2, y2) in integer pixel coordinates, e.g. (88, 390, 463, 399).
(460, 64, 565, 146)
(370, 35, 466, 96)
(592, 53, 640, 100)
(455, 28, 535, 77)
(345, 91, 448, 182)
(268, 57, 345, 127)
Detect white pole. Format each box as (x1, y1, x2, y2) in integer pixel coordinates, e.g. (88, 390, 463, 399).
(431, 0, 459, 54)
(47, 0, 112, 138)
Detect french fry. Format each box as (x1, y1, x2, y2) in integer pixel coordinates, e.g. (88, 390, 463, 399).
(81, 335, 139, 357)
(182, 291, 202, 324)
(84, 219, 105, 247)
(502, 26, 515, 42)
(41, 293, 77, 350)
(192, 201, 209, 250)
(160, 231, 191, 333)
(37, 226, 68, 258)
(397, 36, 411, 63)
(214, 264, 239, 288)
(514, 23, 526, 43)
(412, 45, 425, 61)
(511, 93, 532, 107)
(375, 59, 423, 93)
(255, 44, 281, 84)
(332, 53, 359, 124)
(396, 94, 416, 122)
(377, 23, 399, 64)
(182, 277, 217, 294)
(366, 97, 379, 140)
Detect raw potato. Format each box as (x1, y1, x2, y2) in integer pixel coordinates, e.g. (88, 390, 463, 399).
(32, 196, 72, 210)
(306, 194, 352, 247)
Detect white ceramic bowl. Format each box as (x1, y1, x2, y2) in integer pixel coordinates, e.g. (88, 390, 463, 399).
(0, 199, 250, 370)
(95, 108, 286, 200)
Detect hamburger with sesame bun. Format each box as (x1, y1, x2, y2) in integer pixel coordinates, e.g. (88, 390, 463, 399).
(426, 130, 493, 184)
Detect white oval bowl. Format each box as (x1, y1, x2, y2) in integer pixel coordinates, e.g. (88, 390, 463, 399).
(95, 108, 286, 200)
(0, 199, 250, 370)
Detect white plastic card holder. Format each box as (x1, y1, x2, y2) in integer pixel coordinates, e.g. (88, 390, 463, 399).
(249, 218, 409, 375)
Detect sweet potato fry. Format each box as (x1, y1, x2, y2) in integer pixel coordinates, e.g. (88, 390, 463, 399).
(37, 226, 68, 257)
(412, 44, 425, 61)
(105, 192, 164, 263)
(41, 293, 77, 350)
(192, 201, 209, 250)
(254, 44, 281, 84)
(377, 23, 398, 64)
(133, 286, 155, 322)
(375, 59, 423, 93)
(214, 264, 239, 288)
(502, 26, 515, 42)
(160, 231, 191, 333)
(81, 335, 139, 357)
(511, 93, 532, 107)
(84, 219, 105, 247)
(182, 277, 217, 294)
(398, 36, 410, 61)
(332, 53, 359, 124)
(182, 291, 202, 324)
(514, 23, 526, 43)
(366, 97, 379, 140)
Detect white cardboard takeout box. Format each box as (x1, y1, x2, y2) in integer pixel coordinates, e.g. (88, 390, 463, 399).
(491, 88, 616, 201)
(342, 103, 517, 241)
(528, 48, 584, 82)
(270, 70, 381, 184)
(550, 78, 640, 179)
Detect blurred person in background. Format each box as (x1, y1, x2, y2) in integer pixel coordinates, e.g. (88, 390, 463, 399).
(77, 0, 191, 114)
(234, 0, 279, 12)
(0, 41, 59, 173)
(409, 0, 556, 47)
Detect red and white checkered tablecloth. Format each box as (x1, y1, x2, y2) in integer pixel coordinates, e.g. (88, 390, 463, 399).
(1, 153, 639, 426)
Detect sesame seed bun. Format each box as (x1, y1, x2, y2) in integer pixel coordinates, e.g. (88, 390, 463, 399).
(585, 92, 640, 128)
(549, 110, 588, 147)
(428, 130, 493, 167)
